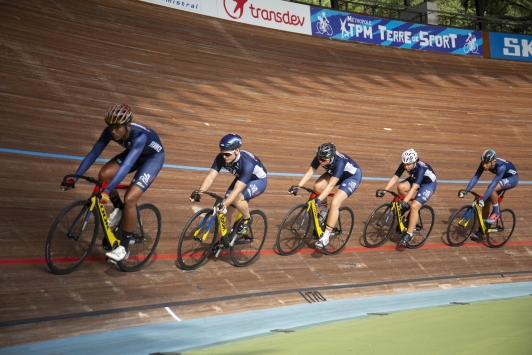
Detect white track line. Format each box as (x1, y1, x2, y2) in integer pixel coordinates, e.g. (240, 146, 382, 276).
(165, 307, 182, 322)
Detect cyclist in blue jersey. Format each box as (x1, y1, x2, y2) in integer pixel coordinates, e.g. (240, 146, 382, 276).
(190, 134, 267, 235)
(378, 148, 437, 246)
(61, 104, 165, 262)
(459, 149, 518, 241)
(288, 142, 362, 249)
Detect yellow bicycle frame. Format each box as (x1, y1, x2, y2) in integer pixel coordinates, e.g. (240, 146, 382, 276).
(308, 199, 325, 237)
(392, 200, 408, 234)
(90, 195, 120, 248)
(194, 209, 243, 243)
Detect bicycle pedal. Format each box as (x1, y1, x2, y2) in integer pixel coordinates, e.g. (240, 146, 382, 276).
(106, 257, 117, 265)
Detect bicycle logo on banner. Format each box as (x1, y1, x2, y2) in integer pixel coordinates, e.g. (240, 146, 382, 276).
(464, 33, 479, 54)
(316, 11, 333, 36)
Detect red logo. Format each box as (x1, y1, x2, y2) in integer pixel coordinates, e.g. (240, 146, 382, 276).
(224, 0, 248, 20)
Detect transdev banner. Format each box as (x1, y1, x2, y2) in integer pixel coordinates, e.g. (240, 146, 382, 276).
(139, 0, 201, 13)
(490, 32, 532, 62)
(217, 0, 312, 35)
(311, 7, 483, 56)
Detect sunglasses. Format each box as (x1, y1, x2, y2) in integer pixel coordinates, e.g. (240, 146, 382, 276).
(318, 157, 330, 163)
(221, 150, 235, 157)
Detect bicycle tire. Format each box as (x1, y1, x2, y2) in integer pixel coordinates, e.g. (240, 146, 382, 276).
(486, 208, 515, 248)
(406, 204, 435, 249)
(230, 210, 268, 267)
(446, 205, 477, 247)
(322, 206, 354, 255)
(276, 204, 311, 256)
(118, 203, 162, 272)
(177, 208, 218, 270)
(45, 200, 99, 275)
(363, 203, 395, 248)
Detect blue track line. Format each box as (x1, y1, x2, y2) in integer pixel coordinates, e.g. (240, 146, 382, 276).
(2, 147, 530, 184)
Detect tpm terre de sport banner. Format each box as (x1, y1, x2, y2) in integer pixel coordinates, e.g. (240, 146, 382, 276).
(311, 7, 483, 56)
(489, 32, 532, 62)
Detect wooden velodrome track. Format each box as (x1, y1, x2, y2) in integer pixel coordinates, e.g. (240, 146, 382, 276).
(1, 0, 532, 348)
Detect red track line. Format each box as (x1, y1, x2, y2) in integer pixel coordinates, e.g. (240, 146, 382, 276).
(3, 241, 532, 265)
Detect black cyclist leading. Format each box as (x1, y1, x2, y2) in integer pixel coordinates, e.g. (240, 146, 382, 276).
(61, 104, 165, 262)
(190, 134, 267, 235)
(378, 148, 437, 246)
(459, 149, 518, 241)
(289, 142, 362, 249)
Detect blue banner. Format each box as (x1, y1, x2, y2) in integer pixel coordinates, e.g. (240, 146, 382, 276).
(311, 8, 483, 56)
(490, 32, 532, 62)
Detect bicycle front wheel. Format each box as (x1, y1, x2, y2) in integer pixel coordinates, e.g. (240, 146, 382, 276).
(276, 204, 311, 256)
(230, 210, 268, 267)
(118, 203, 162, 272)
(446, 205, 477, 247)
(487, 209, 515, 248)
(363, 203, 395, 248)
(45, 200, 99, 275)
(407, 205, 435, 249)
(323, 206, 354, 255)
(177, 208, 218, 270)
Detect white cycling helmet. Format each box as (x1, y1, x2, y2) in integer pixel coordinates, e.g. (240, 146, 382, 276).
(402, 148, 418, 164)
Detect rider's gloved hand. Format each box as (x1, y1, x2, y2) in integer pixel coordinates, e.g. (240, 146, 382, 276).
(100, 191, 110, 204)
(477, 199, 485, 208)
(458, 191, 467, 198)
(216, 201, 227, 214)
(315, 198, 322, 208)
(376, 190, 385, 198)
(288, 187, 298, 196)
(400, 200, 410, 211)
(61, 178, 76, 191)
(190, 192, 201, 202)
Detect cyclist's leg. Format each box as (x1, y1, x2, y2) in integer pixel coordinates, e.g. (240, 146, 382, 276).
(397, 178, 413, 200)
(226, 178, 267, 230)
(98, 153, 123, 201)
(326, 173, 360, 227)
(313, 173, 331, 206)
(407, 181, 436, 233)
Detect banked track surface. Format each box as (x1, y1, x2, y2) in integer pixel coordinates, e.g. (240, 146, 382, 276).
(1, 0, 532, 348)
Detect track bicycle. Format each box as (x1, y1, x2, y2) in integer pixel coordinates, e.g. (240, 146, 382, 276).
(177, 190, 267, 270)
(363, 189, 435, 249)
(45, 174, 162, 274)
(446, 190, 515, 248)
(276, 185, 355, 256)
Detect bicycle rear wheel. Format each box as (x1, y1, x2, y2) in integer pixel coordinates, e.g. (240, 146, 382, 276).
(406, 205, 435, 249)
(487, 209, 515, 248)
(45, 200, 99, 275)
(230, 210, 268, 267)
(446, 205, 477, 247)
(276, 204, 311, 256)
(363, 203, 395, 248)
(177, 208, 218, 270)
(118, 203, 162, 272)
(322, 206, 354, 255)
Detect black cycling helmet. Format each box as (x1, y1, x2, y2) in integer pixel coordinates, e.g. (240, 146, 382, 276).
(481, 149, 496, 163)
(219, 133, 242, 151)
(105, 104, 133, 125)
(316, 142, 336, 160)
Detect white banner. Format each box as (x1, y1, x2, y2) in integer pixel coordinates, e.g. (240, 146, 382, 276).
(217, 0, 311, 35)
(139, 0, 201, 13)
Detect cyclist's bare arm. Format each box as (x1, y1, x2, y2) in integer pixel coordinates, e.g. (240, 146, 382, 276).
(191, 169, 219, 201)
(383, 175, 399, 191)
(293, 166, 316, 192)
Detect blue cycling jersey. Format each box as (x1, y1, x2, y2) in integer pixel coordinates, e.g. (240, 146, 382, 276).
(394, 161, 437, 185)
(310, 152, 361, 181)
(466, 158, 518, 200)
(74, 123, 164, 193)
(211, 150, 267, 184)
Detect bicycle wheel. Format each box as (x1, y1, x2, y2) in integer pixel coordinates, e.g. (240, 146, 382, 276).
(177, 208, 218, 270)
(276, 204, 311, 256)
(45, 200, 99, 275)
(323, 206, 354, 255)
(230, 210, 268, 267)
(487, 209, 515, 248)
(407, 205, 435, 249)
(118, 203, 162, 272)
(363, 203, 395, 248)
(446, 205, 477, 247)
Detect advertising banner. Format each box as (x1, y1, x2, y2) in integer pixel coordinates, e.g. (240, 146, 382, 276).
(217, 0, 312, 35)
(490, 32, 532, 62)
(311, 7, 483, 56)
(139, 0, 201, 13)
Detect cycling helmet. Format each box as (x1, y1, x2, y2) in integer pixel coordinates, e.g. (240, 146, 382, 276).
(402, 148, 418, 164)
(105, 104, 133, 125)
(316, 142, 336, 159)
(219, 133, 242, 150)
(481, 149, 496, 163)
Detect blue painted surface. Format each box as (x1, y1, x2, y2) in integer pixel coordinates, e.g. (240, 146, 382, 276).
(2, 147, 530, 184)
(2, 282, 532, 355)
